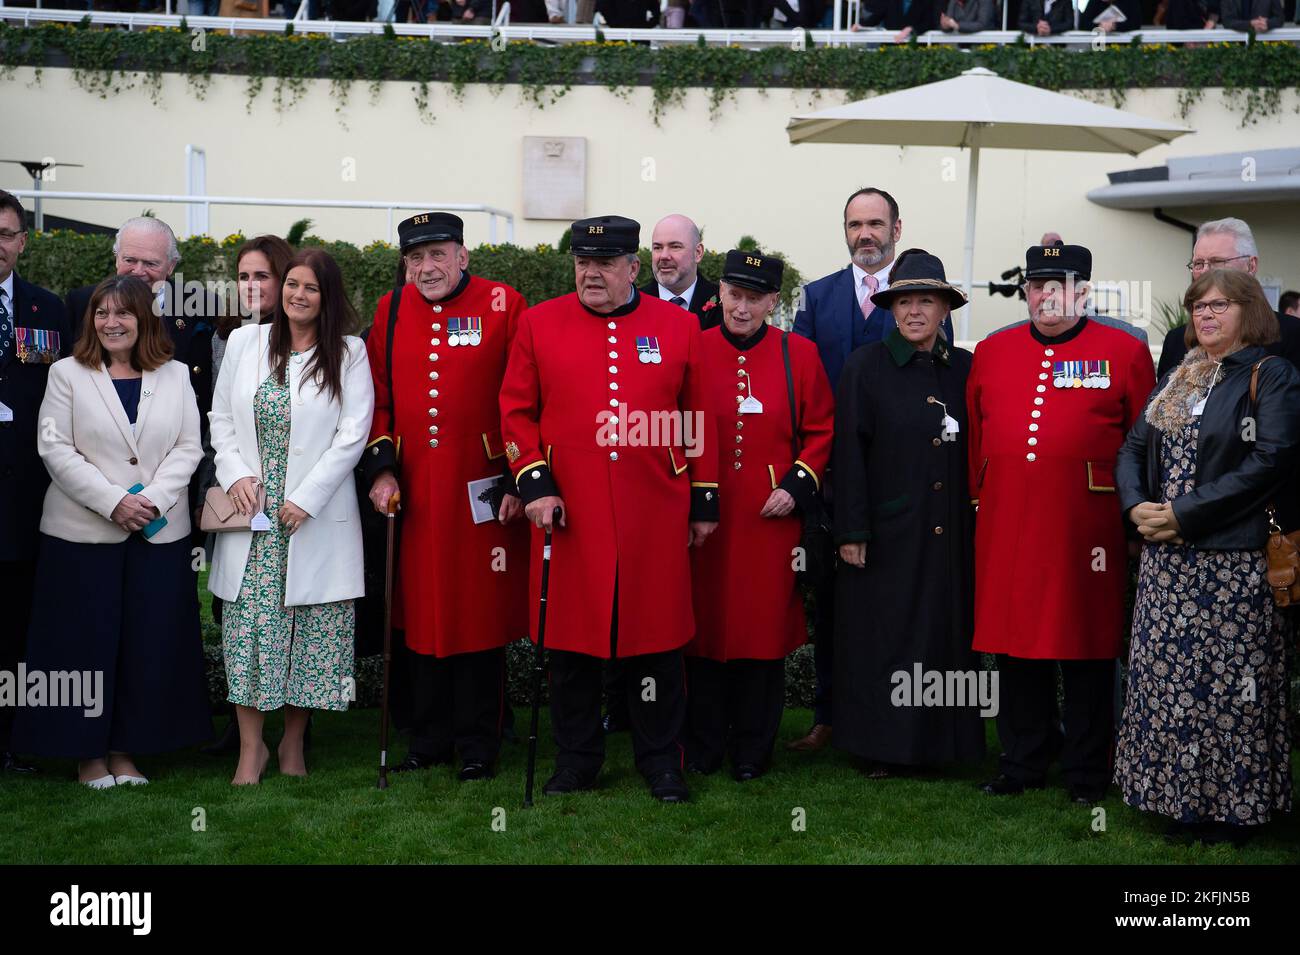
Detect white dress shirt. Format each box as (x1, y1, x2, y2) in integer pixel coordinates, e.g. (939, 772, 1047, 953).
(850, 259, 895, 310)
(658, 279, 697, 309)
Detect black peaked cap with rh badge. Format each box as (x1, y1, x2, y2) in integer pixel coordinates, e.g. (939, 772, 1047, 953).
(1024, 243, 1092, 281)
(398, 212, 464, 252)
(721, 249, 784, 294)
(570, 216, 640, 257)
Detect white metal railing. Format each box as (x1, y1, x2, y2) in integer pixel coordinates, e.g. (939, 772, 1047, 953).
(3, 8, 1299, 45)
(6, 189, 516, 244)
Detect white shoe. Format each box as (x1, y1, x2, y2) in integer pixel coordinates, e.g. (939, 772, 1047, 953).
(83, 775, 117, 789)
(113, 774, 149, 786)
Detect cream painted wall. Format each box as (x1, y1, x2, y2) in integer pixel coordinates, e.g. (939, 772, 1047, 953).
(3, 67, 1299, 339)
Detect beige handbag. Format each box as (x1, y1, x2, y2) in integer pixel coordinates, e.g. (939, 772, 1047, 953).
(199, 483, 266, 533)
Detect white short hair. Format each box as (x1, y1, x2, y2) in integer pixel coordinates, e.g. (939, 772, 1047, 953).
(1196, 217, 1257, 258)
(113, 216, 180, 265)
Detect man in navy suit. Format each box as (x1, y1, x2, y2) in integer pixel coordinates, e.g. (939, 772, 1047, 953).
(789, 187, 953, 753)
(0, 190, 72, 774)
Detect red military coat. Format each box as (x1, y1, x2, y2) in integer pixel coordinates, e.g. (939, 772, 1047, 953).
(499, 290, 720, 659)
(687, 324, 833, 661)
(966, 318, 1155, 659)
(363, 273, 530, 657)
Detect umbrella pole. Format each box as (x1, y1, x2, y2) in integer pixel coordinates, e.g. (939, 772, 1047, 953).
(961, 143, 980, 343)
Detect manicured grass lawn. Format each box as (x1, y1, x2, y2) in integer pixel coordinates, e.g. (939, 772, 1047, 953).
(2, 708, 1296, 864)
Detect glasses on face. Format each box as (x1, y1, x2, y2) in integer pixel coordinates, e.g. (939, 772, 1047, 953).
(1191, 298, 1238, 316)
(0, 229, 25, 242)
(1187, 255, 1249, 272)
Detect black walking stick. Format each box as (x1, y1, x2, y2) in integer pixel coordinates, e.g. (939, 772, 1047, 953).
(377, 491, 401, 790)
(524, 506, 561, 807)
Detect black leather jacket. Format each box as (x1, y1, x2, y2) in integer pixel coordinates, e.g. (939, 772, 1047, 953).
(1116, 345, 1300, 550)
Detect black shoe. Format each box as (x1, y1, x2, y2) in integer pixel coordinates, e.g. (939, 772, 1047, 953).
(199, 720, 240, 757)
(602, 711, 628, 734)
(732, 763, 764, 782)
(1198, 822, 1252, 847)
(458, 761, 494, 781)
(980, 773, 1044, 796)
(391, 751, 451, 773)
(648, 770, 690, 803)
(1067, 784, 1106, 805)
(1, 752, 38, 774)
(543, 767, 597, 795)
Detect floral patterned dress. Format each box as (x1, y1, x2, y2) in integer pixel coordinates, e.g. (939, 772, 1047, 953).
(1114, 418, 1292, 825)
(222, 366, 354, 712)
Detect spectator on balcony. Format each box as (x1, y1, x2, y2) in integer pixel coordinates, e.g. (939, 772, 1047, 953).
(1018, 0, 1074, 33)
(1161, 0, 1218, 27)
(1080, 0, 1141, 30)
(439, 0, 493, 20)
(1218, 0, 1283, 29)
(940, 0, 997, 31)
(595, 0, 660, 22)
(854, 0, 940, 40)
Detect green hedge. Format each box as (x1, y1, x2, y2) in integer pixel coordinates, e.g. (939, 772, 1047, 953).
(22, 228, 804, 323)
(2, 23, 1299, 124)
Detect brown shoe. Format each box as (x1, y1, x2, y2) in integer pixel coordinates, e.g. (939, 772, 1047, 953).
(786, 724, 831, 751)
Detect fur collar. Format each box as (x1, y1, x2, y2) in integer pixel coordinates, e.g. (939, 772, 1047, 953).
(1145, 344, 1241, 432)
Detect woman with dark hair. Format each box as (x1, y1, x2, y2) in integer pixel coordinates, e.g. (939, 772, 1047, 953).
(208, 249, 374, 784)
(197, 234, 294, 757)
(1116, 269, 1300, 844)
(13, 275, 210, 787)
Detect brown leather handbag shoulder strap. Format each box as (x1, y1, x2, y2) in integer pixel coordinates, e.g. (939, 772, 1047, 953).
(1250, 355, 1277, 405)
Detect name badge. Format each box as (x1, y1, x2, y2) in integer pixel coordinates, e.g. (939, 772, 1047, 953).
(250, 511, 272, 532)
(738, 396, 763, 414)
(942, 414, 960, 436)
(1191, 396, 1207, 416)
(0, 400, 12, 423)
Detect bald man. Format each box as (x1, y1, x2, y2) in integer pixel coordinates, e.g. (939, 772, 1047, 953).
(641, 214, 721, 330)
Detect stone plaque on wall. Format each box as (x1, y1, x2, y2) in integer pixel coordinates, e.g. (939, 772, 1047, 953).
(522, 136, 586, 221)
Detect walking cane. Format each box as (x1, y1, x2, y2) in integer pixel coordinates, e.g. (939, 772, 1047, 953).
(524, 506, 561, 807)
(377, 491, 401, 790)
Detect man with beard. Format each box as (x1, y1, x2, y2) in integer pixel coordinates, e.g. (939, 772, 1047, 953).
(788, 187, 953, 752)
(641, 214, 720, 330)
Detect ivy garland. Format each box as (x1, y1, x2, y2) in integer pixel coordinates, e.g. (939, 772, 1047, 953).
(2, 21, 1298, 126)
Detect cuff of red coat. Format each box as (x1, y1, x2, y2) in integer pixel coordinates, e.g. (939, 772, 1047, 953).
(515, 461, 559, 504)
(778, 460, 821, 513)
(359, 435, 398, 485)
(691, 483, 720, 522)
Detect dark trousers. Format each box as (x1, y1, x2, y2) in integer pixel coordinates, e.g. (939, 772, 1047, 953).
(602, 659, 628, 725)
(550, 648, 686, 778)
(684, 657, 785, 772)
(0, 559, 38, 752)
(811, 570, 835, 725)
(408, 647, 506, 765)
(995, 655, 1115, 791)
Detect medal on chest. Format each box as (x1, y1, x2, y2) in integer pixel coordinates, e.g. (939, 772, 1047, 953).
(636, 335, 663, 364)
(1052, 359, 1111, 390)
(446, 316, 482, 347)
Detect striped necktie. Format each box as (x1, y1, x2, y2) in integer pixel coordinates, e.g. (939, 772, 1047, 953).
(0, 289, 12, 363)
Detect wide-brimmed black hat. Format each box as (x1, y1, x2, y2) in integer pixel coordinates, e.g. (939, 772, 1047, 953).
(398, 212, 464, 252)
(570, 215, 640, 257)
(721, 249, 784, 294)
(870, 250, 967, 311)
(1024, 243, 1091, 281)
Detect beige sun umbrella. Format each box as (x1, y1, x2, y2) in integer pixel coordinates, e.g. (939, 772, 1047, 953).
(787, 67, 1193, 338)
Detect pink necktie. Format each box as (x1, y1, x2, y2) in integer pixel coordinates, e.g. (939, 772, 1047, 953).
(861, 273, 879, 319)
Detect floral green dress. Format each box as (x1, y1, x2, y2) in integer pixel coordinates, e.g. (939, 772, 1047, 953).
(222, 367, 354, 712)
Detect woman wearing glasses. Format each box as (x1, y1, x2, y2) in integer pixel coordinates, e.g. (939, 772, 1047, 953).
(1116, 269, 1300, 845)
